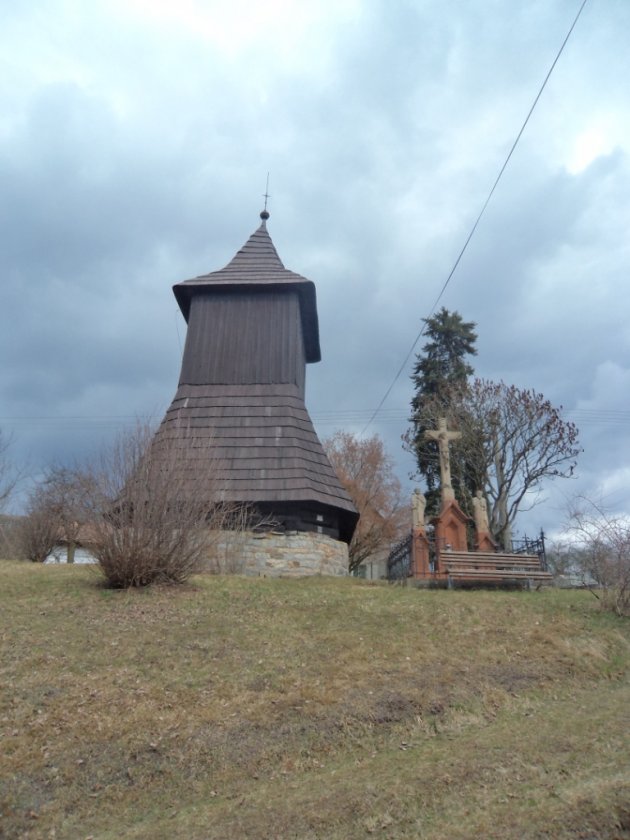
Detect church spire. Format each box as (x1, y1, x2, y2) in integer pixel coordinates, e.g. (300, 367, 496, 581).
(261, 172, 270, 221)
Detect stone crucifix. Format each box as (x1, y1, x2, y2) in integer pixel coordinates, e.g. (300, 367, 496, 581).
(424, 417, 461, 504)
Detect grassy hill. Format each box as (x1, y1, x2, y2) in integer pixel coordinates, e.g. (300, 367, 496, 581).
(1, 561, 629, 839)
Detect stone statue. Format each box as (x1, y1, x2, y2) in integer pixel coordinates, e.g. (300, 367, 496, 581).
(411, 489, 426, 528)
(472, 490, 490, 532)
(424, 417, 462, 502)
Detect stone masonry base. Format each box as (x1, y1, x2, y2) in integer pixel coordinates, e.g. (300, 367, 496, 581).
(204, 530, 349, 577)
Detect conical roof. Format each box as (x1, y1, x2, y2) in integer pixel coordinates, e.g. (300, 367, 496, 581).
(174, 216, 320, 362)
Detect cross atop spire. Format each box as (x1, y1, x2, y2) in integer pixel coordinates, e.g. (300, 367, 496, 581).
(261, 172, 270, 220)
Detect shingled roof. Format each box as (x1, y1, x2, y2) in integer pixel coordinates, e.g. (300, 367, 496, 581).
(157, 382, 355, 502)
(174, 218, 321, 363)
(156, 215, 358, 542)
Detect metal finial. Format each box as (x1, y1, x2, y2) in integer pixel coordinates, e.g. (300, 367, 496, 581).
(261, 172, 270, 220)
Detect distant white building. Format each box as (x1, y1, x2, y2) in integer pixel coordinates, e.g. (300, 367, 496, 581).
(44, 525, 98, 564)
(45, 545, 97, 564)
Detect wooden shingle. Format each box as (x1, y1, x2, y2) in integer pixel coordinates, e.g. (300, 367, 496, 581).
(156, 217, 358, 542)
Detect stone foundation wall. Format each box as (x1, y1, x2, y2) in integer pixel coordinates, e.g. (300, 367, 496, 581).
(204, 530, 349, 577)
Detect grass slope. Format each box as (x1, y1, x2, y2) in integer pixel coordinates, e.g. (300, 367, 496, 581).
(1, 562, 629, 839)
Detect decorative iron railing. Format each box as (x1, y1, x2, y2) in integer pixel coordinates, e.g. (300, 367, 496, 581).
(386, 534, 413, 580)
(511, 530, 547, 569)
(386, 528, 547, 580)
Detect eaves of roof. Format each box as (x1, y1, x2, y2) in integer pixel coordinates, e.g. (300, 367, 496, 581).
(173, 219, 321, 363)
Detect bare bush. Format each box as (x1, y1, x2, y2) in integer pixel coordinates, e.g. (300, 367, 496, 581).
(83, 423, 244, 587)
(0, 429, 21, 514)
(564, 495, 630, 616)
(15, 465, 94, 563)
(16, 485, 60, 562)
(545, 538, 582, 579)
(0, 516, 23, 560)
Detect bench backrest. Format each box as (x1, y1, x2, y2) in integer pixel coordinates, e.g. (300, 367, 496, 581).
(440, 550, 542, 567)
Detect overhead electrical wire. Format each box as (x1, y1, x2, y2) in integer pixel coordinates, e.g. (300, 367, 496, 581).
(360, 0, 590, 436)
(1, 405, 628, 431)
(0, 4, 599, 448)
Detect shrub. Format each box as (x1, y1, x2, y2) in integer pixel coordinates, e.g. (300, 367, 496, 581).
(564, 496, 630, 616)
(16, 488, 59, 562)
(84, 423, 244, 587)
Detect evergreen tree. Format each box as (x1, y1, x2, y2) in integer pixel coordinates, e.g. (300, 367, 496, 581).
(404, 308, 478, 517)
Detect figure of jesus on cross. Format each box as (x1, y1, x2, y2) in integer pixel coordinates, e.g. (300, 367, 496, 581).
(424, 417, 461, 504)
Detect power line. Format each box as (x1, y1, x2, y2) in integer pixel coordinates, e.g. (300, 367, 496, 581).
(361, 0, 590, 436)
(1, 403, 628, 431)
(1, 406, 627, 421)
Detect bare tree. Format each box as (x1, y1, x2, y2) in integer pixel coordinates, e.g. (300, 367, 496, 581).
(545, 538, 581, 579)
(14, 466, 91, 563)
(16, 484, 60, 562)
(83, 422, 244, 587)
(0, 429, 19, 514)
(39, 467, 90, 563)
(415, 379, 580, 549)
(563, 495, 630, 616)
(324, 431, 408, 574)
(0, 519, 19, 560)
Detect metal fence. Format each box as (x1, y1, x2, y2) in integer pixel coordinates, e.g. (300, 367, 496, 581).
(386, 528, 548, 580)
(386, 534, 413, 580)
(511, 530, 547, 569)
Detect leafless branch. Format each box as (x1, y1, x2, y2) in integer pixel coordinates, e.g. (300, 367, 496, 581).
(324, 431, 408, 574)
(562, 494, 630, 615)
(0, 430, 22, 513)
(83, 421, 248, 586)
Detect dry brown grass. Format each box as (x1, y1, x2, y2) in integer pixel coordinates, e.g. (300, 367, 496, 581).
(1, 562, 629, 839)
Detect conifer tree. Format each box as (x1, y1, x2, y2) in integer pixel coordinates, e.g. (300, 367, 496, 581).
(404, 308, 478, 517)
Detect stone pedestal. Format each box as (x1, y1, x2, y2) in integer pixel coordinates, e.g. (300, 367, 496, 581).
(412, 528, 431, 578)
(433, 499, 469, 553)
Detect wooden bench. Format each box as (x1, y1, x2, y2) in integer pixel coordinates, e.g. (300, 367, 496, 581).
(440, 550, 553, 588)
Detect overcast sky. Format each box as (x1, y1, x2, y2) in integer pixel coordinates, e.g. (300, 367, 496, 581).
(1, 0, 629, 538)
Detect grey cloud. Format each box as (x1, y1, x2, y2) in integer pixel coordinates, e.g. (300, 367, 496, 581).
(1, 0, 629, 535)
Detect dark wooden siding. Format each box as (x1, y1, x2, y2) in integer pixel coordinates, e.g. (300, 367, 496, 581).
(179, 288, 305, 396)
(152, 383, 358, 542)
(173, 221, 321, 363)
